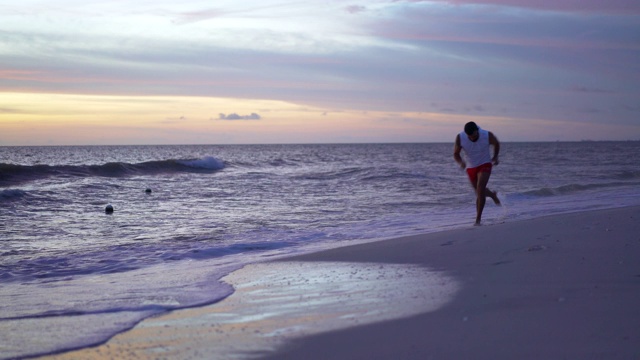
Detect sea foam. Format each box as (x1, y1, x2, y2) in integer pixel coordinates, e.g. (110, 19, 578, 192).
(178, 156, 225, 170)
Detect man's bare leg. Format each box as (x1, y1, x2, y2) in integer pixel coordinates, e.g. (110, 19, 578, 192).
(475, 171, 492, 225)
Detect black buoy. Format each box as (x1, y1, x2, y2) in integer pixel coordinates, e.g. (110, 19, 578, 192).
(105, 204, 114, 214)
(145, 188, 152, 194)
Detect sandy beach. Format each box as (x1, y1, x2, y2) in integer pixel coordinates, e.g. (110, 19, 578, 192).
(43, 206, 640, 360)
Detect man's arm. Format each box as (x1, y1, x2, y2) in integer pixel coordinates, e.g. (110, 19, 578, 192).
(453, 134, 466, 169)
(489, 131, 500, 165)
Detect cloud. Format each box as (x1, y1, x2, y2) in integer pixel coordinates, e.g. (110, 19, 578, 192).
(0, 107, 25, 114)
(401, 0, 640, 14)
(173, 8, 226, 25)
(345, 5, 367, 14)
(218, 113, 261, 120)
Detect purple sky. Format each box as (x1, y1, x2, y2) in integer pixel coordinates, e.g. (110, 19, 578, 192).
(1, 0, 639, 144)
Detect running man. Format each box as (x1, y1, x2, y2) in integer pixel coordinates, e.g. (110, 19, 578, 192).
(453, 121, 501, 225)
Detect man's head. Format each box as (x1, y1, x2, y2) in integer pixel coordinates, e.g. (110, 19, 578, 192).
(464, 122, 479, 141)
(464, 122, 478, 135)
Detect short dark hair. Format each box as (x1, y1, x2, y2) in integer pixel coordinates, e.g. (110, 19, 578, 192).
(464, 122, 478, 135)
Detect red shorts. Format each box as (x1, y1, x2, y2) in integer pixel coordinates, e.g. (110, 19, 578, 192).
(466, 163, 492, 184)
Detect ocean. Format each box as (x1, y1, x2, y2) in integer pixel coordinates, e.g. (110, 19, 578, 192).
(1, 142, 639, 359)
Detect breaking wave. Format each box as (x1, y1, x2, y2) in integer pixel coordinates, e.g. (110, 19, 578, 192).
(520, 181, 638, 198)
(0, 156, 225, 186)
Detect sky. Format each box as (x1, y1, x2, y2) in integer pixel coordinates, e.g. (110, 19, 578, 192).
(1, 0, 639, 145)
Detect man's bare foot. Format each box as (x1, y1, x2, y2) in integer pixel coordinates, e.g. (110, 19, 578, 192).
(491, 191, 501, 206)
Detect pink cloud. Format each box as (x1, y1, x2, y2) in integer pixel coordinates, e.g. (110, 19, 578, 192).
(0, 70, 44, 81)
(173, 9, 225, 24)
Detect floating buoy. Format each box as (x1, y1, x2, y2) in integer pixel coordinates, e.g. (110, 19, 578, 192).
(105, 204, 114, 214)
(145, 188, 152, 194)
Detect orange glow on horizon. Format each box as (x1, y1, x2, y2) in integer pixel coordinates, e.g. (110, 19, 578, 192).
(2, 92, 635, 146)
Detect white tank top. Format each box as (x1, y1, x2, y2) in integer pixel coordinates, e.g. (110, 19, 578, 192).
(459, 128, 492, 168)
